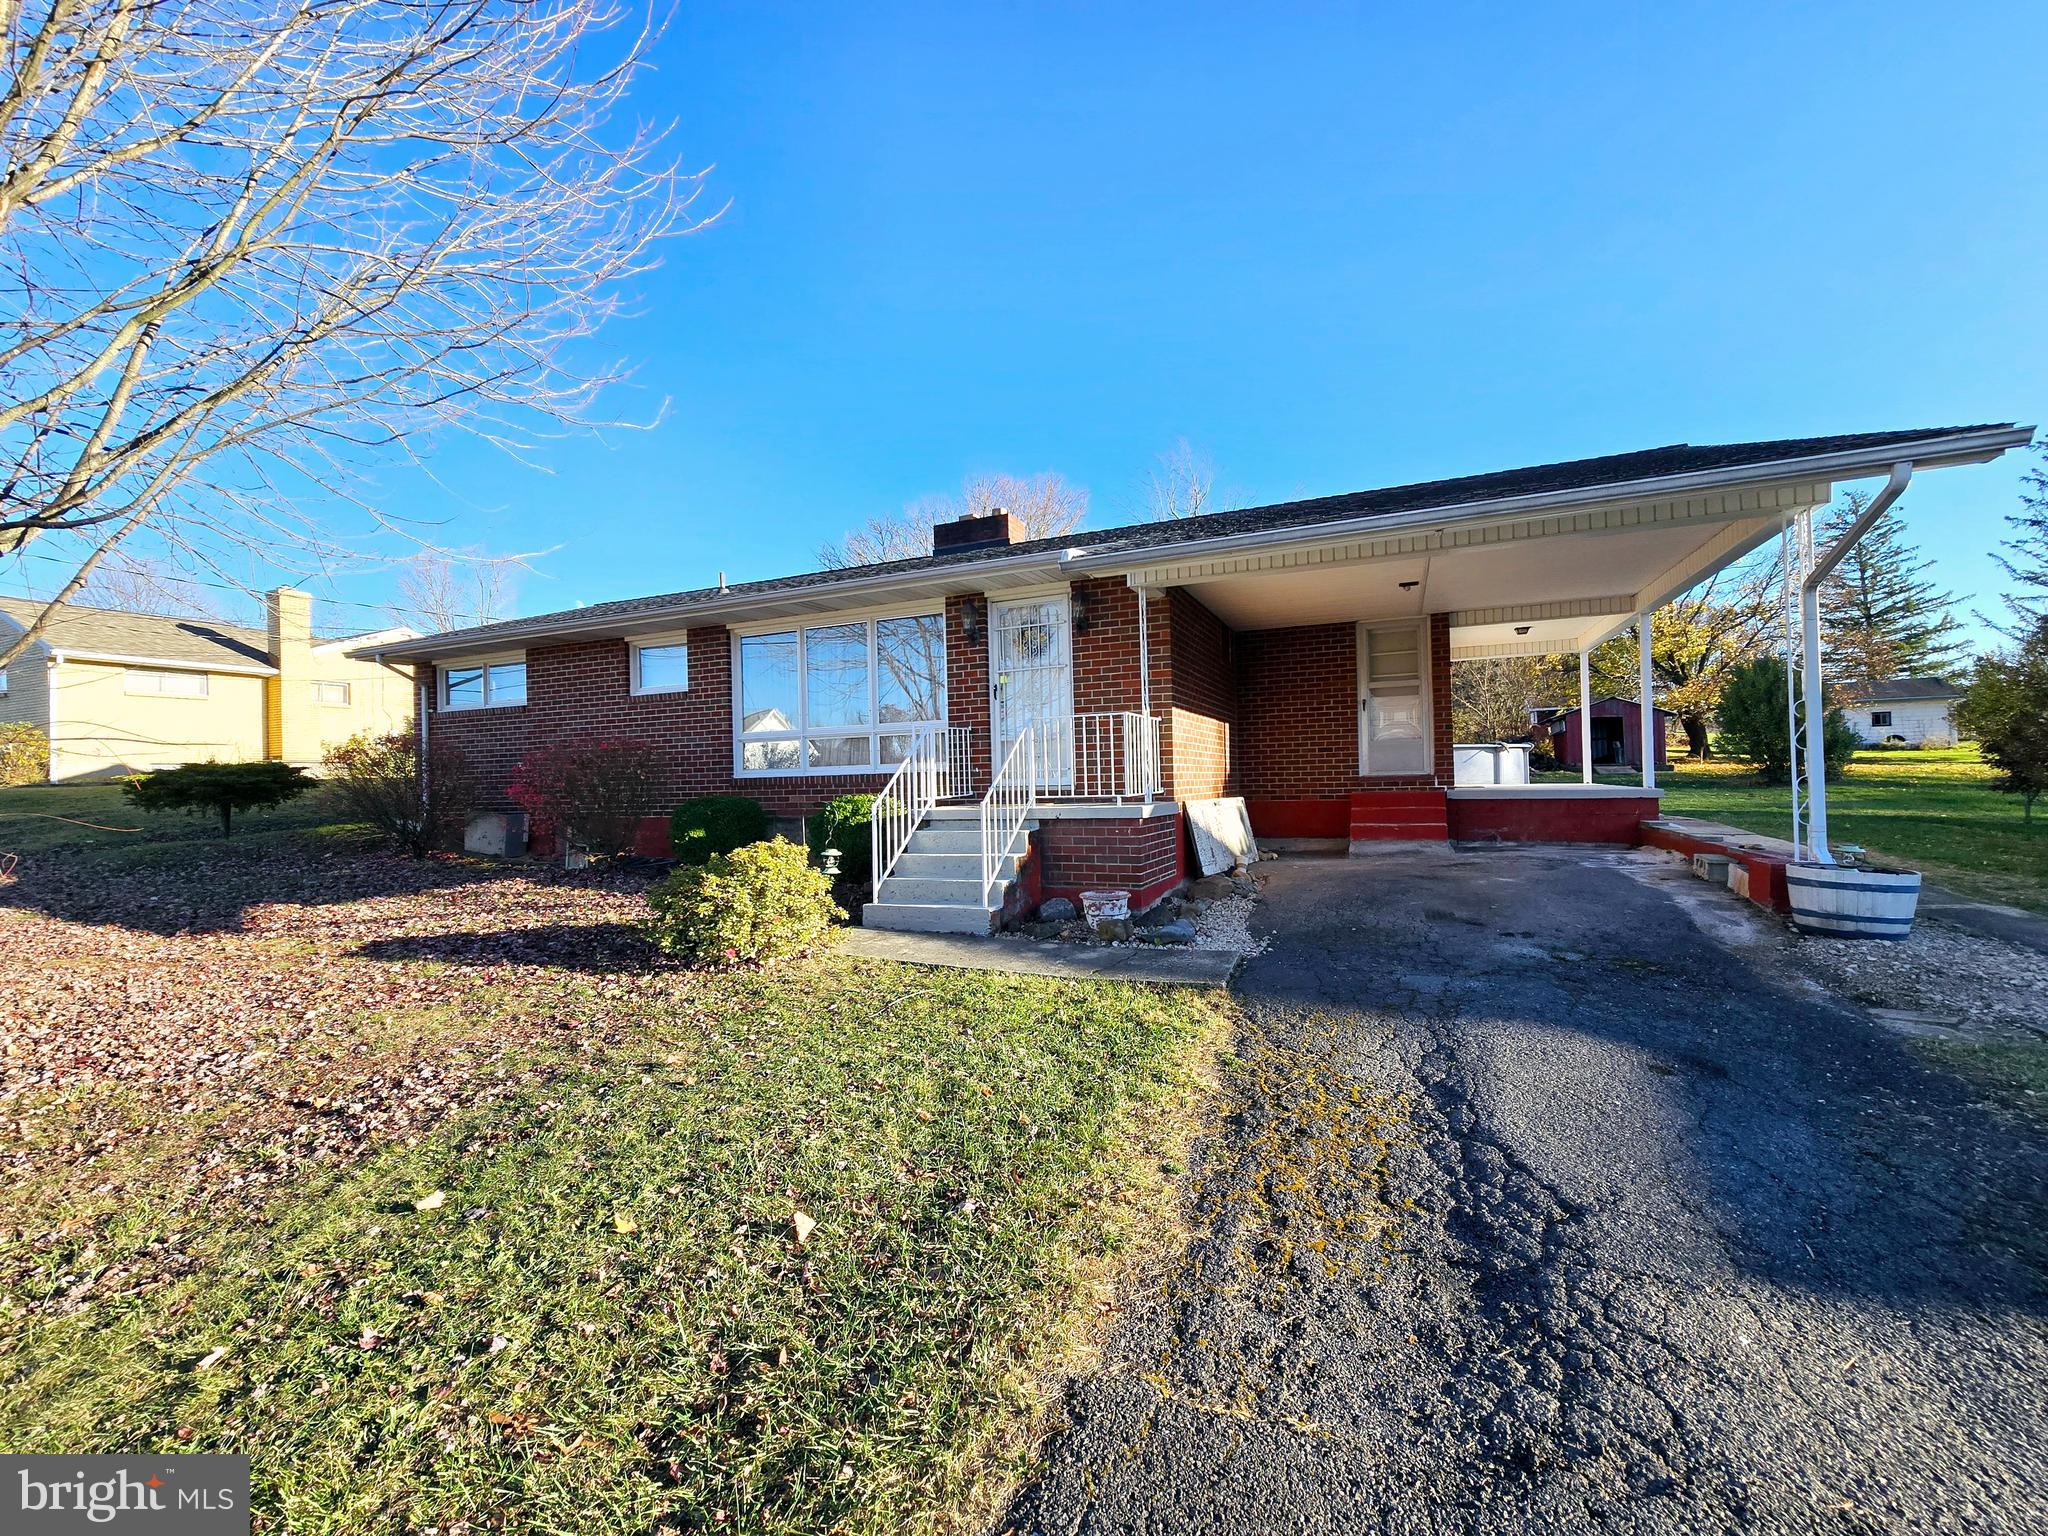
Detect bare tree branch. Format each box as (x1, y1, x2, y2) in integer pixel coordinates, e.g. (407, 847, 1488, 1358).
(818, 472, 1088, 569)
(0, 0, 714, 669)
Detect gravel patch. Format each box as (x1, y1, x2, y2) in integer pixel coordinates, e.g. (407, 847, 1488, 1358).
(1793, 916, 2048, 1043)
(1189, 889, 1268, 956)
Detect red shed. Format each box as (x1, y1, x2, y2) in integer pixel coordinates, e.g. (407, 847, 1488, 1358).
(1537, 695, 1675, 773)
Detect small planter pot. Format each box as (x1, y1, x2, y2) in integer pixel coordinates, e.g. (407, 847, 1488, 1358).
(1785, 862, 1921, 940)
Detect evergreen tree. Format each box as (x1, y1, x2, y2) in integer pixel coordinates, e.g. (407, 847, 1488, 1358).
(1818, 491, 1970, 685)
(1989, 442, 2048, 634)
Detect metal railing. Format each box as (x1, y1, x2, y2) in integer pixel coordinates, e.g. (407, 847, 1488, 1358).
(980, 728, 1038, 904)
(871, 727, 954, 888)
(935, 723, 974, 800)
(1021, 711, 1161, 801)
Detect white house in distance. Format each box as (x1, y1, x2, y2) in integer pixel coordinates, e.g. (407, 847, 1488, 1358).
(1841, 677, 1964, 747)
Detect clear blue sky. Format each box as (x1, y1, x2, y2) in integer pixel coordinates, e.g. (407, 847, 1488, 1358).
(48, 3, 2048, 642)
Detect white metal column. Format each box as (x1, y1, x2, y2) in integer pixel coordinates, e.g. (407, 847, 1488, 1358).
(1578, 650, 1594, 785)
(1800, 461, 1913, 863)
(1637, 612, 1656, 790)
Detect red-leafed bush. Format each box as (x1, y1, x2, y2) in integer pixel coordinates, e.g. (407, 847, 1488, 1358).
(508, 737, 664, 857)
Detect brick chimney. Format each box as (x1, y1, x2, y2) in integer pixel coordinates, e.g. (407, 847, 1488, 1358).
(265, 586, 315, 764)
(932, 507, 1025, 554)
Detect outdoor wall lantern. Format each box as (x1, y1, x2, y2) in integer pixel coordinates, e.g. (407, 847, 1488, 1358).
(960, 597, 986, 642)
(1070, 589, 1093, 634)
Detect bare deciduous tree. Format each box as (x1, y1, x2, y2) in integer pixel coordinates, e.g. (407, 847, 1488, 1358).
(818, 472, 1088, 569)
(0, 0, 711, 671)
(1145, 438, 1218, 521)
(73, 550, 228, 619)
(397, 549, 520, 633)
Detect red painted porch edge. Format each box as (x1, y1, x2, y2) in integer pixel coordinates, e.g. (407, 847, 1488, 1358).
(1638, 822, 1792, 912)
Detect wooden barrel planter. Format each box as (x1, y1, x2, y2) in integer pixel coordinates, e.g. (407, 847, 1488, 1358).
(1785, 863, 1922, 940)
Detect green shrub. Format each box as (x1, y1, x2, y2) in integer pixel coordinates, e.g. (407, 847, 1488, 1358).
(805, 792, 879, 886)
(1716, 656, 1858, 784)
(0, 722, 47, 786)
(669, 794, 768, 866)
(644, 838, 842, 967)
(121, 760, 314, 836)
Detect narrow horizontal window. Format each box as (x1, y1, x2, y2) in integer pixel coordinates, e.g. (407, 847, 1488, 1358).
(632, 640, 689, 694)
(313, 680, 351, 706)
(125, 668, 209, 698)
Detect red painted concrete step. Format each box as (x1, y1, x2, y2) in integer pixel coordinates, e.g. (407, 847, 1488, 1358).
(1348, 789, 1450, 842)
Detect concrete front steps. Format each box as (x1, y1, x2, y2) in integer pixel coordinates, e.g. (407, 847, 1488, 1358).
(1349, 788, 1449, 846)
(862, 804, 1037, 934)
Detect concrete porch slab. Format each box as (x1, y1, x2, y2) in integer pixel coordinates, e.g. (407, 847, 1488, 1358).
(837, 926, 1240, 986)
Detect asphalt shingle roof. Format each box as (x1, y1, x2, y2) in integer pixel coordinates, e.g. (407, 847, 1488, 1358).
(1846, 677, 1966, 702)
(0, 597, 274, 671)
(379, 424, 2022, 653)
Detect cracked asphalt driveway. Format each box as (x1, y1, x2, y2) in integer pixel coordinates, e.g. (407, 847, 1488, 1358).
(999, 847, 2048, 1534)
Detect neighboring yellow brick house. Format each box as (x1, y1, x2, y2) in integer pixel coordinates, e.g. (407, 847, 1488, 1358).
(0, 588, 416, 781)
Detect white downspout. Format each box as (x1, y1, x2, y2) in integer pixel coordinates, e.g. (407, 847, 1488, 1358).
(1578, 649, 1594, 785)
(1800, 461, 1913, 863)
(1637, 611, 1656, 791)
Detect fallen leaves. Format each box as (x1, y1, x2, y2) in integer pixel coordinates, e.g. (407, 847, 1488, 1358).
(612, 1211, 639, 1235)
(790, 1210, 816, 1247)
(413, 1190, 447, 1212)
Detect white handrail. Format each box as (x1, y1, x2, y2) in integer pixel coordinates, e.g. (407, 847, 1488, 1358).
(871, 728, 945, 888)
(1026, 711, 1161, 800)
(980, 728, 1037, 904)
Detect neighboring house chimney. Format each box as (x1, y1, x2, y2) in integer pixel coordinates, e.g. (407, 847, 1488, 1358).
(932, 507, 1025, 554)
(265, 586, 315, 764)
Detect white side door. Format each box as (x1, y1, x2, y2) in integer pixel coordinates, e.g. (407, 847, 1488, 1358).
(990, 595, 1074, 790)
(1358, 621, 1429, 776)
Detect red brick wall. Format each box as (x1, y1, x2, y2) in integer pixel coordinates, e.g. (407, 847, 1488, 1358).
(1034, 815, 1185, 911)
(1071, 577, 1144, 714)
(420, 625, 892, 824)
(1234, 612, 1454, 831)
(1156, 588, 1237, 802)
(945, 593, 992, 786)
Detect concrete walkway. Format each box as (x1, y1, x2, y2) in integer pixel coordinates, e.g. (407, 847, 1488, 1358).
(1664, 812, 2048, 955)
(837, 925, 1240, 986)
(998, 848, 2048, 1534)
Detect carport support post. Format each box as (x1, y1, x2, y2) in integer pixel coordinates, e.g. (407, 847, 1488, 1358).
(1637, 611, 1656, 791)
(1800, 579, 1830, 862)
(1577, 650, 1594, 785)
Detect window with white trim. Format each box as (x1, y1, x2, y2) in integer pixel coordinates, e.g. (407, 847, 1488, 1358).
(313, 680, 352, 706)
(737, 613, 946, 774)
(441, 657, 526, 710)
(126, 668, 209, 698)
(631, 638, 689, 695)
(1870, 710, 1893, 727)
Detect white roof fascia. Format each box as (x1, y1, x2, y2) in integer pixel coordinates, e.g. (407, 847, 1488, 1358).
(1071, 425, 2034, 579)
(49, 647, 278, 677)
(359, 545, 1073, 663)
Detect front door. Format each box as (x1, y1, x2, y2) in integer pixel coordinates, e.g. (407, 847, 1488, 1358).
(990, 594, 1074, 790)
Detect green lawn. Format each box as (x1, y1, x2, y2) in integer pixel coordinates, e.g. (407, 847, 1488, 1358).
(0, 788, 1227, 1534)
(1553, 746, 2048, 912)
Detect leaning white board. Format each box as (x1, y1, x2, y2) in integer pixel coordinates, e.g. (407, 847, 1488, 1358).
(1185, 797, 1258, 876)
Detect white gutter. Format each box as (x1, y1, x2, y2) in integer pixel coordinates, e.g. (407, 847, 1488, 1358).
(361, 424, 2032, 667)
(1072, 425, 2030, 576)
(362, 543, 1079, 664)
(46, 647, 277, 677)
(1798, 460, 1913, 864)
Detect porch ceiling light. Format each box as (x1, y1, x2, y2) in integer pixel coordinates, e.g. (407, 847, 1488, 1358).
(1515, 625, 1532, 636)
(1399, 580, 1420, 591)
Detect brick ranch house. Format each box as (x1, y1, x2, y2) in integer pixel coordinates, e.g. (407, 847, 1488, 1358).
(358, 424, 2031, 933)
